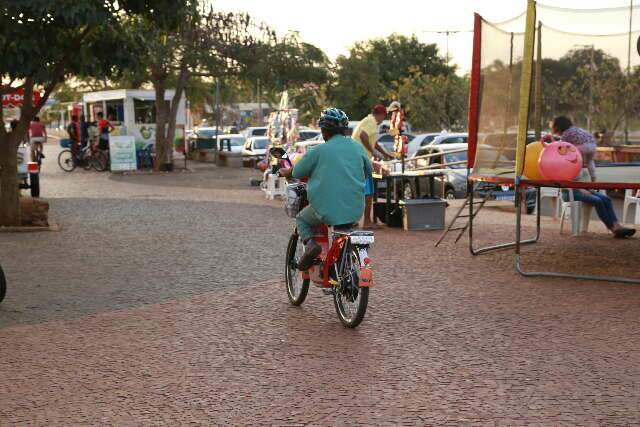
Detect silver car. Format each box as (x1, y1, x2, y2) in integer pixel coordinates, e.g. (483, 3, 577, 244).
(412, 143, 468, 200)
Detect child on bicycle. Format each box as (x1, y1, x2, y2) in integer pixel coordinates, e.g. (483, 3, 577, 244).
(279, 108, 372, 270)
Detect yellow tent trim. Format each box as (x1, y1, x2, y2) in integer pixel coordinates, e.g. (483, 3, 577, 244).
(515, 0, 537, 176)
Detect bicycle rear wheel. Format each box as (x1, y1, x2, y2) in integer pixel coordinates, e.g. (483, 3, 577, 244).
(91, 150, 108, 172)
(82, 151, 93, 170)
(285, 232, 310, 306)
(57, 149, 76, 172)
(333, 244, 369, 328)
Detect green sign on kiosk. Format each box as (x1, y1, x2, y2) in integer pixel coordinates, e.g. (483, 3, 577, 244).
(110, 136, 137, 172)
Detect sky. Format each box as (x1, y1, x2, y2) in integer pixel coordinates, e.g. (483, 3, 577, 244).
(212, 0, 637, 74)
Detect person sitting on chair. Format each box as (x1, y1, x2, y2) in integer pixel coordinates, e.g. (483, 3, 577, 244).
(551, 116, 635, 238)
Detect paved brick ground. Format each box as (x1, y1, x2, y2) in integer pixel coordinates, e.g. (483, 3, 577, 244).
(1, 144, 639, 425)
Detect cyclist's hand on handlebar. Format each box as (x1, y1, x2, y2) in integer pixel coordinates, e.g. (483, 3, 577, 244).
(279, 168, 292, 178)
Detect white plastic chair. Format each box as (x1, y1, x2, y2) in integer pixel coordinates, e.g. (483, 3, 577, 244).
(622, 189, 640, 225)
(538, 187, 561, 220)
(559, 189, 594, 236)
(264, 173, 287, 200)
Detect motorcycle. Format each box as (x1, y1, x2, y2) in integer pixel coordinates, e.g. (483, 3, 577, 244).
(271, 147, 374, 328)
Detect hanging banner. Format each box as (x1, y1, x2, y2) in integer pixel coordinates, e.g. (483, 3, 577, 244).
(1, 88, 42, 108)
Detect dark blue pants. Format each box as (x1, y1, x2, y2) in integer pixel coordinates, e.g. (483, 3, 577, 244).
(572, 190, 618, 229)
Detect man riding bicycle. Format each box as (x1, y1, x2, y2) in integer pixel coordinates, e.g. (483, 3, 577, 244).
(280, 108, 373, 270)
(29, 116, 47, 162)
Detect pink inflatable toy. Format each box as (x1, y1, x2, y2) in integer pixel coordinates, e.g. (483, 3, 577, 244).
(538, 139, 583, 181)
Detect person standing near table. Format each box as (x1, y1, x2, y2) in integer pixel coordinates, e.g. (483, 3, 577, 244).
(352, 104, 392, 229)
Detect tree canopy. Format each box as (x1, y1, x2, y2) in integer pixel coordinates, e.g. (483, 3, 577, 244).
(330, 34, 454, 120)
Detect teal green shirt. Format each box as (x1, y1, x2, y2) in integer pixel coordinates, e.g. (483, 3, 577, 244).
(292, 135, 373, 225)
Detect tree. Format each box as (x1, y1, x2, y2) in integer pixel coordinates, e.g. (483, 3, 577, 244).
(537, 48, 640, 140)
(396, 70, 468, 132)
(330, 34, 453, 119)
(290, 83, 326, 126)
(0, 0, 143, 225)
(122, 3, 280, 169)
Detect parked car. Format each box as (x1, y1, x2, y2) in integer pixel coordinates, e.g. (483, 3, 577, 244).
(474, 180, 537, 214)
(306, 134, 324, 142)
(379, 120, 412, 134)
(377, 133, 415, 155)
(243, 136, 269, 156)
(411, 143, 469, 200)
(344, 121, 360, 136)
(217, 134, 246, 153)
(244, 127, 268, 139)
(479, 131, 542, 161)
(298, 129, 321, 141)
(294, 139, 324, 154)
(190, 127, 222, 150)
(428, 132, 468, 147)
(17, 145, 40, 197)
(407, 133, 443, 157)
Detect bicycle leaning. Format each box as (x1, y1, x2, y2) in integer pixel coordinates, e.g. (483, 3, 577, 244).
(273, 147, 374, 328)
(58, 143, 108, 172)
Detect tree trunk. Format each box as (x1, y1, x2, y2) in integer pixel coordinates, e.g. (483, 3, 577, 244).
(0, 132, 21, 226)
(152, 67, 189, 171)
(166, 68, 189, 160)
(0, 82, 34, 226)
(154, 77, 170, 170)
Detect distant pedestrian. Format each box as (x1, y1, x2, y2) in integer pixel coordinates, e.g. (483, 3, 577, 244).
(66, 115, 81, 158)
(80, 114, 89, 148)
(97, 112, 114, 151)
(29, 116, 47, 161)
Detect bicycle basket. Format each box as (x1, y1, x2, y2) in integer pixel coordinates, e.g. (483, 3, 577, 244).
(285, 183, 307, 218)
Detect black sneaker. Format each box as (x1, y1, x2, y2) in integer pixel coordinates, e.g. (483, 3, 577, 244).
(614, 227, 636, 238)
(297, 240, 322, 271)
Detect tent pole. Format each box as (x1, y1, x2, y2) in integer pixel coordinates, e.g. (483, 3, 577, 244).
(625, 0, 633, 144)
(534, 22, 542, 140)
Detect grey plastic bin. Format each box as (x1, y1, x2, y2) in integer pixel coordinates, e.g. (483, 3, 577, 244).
(400, 198, 446, 231)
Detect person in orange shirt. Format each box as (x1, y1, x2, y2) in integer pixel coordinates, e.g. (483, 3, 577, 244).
(97, 112, 115, 151)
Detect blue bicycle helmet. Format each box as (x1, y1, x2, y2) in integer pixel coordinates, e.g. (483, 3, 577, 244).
(318, 107, 349, 130)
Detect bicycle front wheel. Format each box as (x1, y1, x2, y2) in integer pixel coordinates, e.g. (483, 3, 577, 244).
(82, 152, 93, 170)
(91, 150, 108, 172)
(57, 149, 76, 172)
(285, 233, 309, 306)
(333, 245, 369, 328)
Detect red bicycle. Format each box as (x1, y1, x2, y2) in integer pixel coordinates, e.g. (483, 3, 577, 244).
(283, 182, 374, 328)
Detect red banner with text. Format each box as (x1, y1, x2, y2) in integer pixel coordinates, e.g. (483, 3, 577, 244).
(1, 88, 42, 108)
